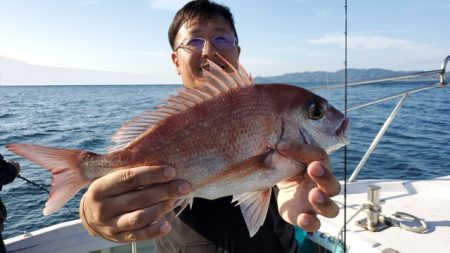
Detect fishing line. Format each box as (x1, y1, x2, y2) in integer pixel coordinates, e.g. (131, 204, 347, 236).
(343, 0, 348, 252)
(17, 174, 77, 218)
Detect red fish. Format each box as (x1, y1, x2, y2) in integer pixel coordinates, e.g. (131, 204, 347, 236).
(6, 57, 350, 236)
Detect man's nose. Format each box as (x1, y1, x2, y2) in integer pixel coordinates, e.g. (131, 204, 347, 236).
(201, 40, 216, 57)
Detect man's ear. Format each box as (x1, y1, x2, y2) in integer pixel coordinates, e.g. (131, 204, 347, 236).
(171, 51, 181, 75)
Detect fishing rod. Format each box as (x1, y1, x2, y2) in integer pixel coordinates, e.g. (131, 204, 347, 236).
(343, 0, 348, 252)
(16, 174, 77, 218)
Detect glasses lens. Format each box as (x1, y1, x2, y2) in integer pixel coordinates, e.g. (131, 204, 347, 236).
(184, 38, 205, 52)
(178, 36, 236, 52)
(212, 36, 236, 50)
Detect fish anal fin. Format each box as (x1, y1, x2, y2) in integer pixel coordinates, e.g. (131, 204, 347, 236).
(232, 188, 272, 237)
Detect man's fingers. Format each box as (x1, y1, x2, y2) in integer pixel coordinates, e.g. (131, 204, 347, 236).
(308, 188, 339, 218)
(307, 161, 341, 197)
(276, 141, 331, 169)
(297, 213, 321, 232)
(113, 200, 175, 232)
(91, 165, 177, 197)
(105, 180, 191, 214)
(109, 219, 172, 243)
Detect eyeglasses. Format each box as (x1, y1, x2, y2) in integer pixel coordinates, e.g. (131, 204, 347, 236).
(174, 35, 237, 52)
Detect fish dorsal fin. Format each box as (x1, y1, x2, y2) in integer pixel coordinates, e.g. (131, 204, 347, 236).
(108, 57, 252, 153)
(107, 89, 210, 152)
(108, 110, 165, 152)
(232, 188, 272, 237)
(215, 53, 253, 87)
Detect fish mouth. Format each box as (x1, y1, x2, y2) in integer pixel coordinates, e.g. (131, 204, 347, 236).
(298, 127, 309, 145)
(336, 117, 351, 143)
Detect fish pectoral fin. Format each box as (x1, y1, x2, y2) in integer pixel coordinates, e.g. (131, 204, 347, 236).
(232, 188, 272, 237)
(197, 151, 273, 189)
(173, 197, 194, 217)
(227, 150, 274, 173)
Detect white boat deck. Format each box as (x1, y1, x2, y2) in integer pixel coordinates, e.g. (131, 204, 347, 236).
(309, 175, 450, 253)
(5, 219, 132, 253)
(6, 176, 450, 253)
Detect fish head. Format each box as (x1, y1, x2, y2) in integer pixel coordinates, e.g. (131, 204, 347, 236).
(285, 89, 351, 154)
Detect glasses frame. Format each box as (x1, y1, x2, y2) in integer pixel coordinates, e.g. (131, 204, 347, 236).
(174, 35, 238, 53)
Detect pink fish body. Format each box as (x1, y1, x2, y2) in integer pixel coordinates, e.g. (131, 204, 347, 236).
(7, 58, 350, 236)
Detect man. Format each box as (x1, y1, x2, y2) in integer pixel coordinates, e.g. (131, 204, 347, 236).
(0, 154, 20, 253)
(80, 1, 341, 252)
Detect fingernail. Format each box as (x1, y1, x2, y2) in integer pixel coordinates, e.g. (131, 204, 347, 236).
(311, 164, 325, 177)
(178, 182, 191, 194)
(301, 219, 309, 227)
(277, 141, 291, 151)
(163, 166, 176, 178)
(159, 221, 171, 233)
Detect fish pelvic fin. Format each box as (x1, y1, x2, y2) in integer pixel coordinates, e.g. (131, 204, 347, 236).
(232, 188, 272, 237)
(6, 143, 92, 215)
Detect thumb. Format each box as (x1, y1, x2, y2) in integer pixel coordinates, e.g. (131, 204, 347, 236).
(276, 141, 330, 168)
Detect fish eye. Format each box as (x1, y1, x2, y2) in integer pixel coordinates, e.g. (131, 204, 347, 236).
(308, 102, 326, 120)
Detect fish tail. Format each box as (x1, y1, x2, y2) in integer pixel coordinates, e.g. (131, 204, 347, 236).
(6, 143, 93, 215)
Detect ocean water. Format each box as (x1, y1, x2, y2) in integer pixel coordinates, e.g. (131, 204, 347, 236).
(0, 82, 449, 239)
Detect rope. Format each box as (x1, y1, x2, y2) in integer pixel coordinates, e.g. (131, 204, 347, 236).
(333, 204, 369, 252)
(389, 212, 428, 233)
(332, 205, 428, 252)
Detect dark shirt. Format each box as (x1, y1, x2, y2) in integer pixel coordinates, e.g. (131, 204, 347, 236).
(154, 188, 298, 253)
(0, 154, 19, 232)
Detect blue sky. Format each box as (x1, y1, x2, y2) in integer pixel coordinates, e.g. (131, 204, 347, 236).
(1, 0, 449, 84)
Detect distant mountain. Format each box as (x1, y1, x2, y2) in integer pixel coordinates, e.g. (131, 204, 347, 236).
(254, 68, 447, 84)
(0, 57, 164, 85)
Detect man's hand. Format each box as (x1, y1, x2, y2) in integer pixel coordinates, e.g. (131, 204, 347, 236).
(80, 165, 192, 242)
(276, 141, 341, 232)
(8, 161, 21, 174)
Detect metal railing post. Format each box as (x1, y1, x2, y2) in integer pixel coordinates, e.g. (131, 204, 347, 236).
(348, 93, 409, 182)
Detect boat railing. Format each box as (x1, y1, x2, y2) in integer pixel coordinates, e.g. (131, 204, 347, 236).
(312, 55, 449, 182)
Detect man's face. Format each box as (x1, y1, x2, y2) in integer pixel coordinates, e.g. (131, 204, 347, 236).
(171, 15, 240, 89)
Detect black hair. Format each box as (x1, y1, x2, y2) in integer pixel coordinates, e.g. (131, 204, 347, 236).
(168, 0, 238, 50)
